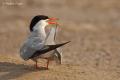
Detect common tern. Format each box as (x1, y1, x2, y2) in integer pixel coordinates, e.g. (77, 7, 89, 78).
(20, 15, 70, 69)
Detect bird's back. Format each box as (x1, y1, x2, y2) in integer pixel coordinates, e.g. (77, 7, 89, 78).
(20, 31, 46, 60)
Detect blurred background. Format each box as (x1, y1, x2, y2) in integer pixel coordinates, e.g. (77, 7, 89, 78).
(0, 0, 120, 68)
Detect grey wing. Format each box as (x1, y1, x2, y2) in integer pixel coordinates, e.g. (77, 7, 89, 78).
(20, 35, 44, 60)
(28, 31, 46, 50)
(20, 43, 37, 60)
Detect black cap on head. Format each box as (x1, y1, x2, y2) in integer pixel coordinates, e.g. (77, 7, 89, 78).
(30, 15, 49, 32)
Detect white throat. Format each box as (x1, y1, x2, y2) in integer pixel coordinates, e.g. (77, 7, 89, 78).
(33, 20, 48, 38)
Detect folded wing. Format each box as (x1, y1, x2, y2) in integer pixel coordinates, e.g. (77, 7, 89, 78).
(30, 41, 70, 58)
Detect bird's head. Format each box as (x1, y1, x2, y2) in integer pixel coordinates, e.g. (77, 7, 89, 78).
(30, 15, 58, 32)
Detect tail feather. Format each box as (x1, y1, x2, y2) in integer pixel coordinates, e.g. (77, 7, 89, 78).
(29, 41, 70, 58)
(47, 41, 70, 50)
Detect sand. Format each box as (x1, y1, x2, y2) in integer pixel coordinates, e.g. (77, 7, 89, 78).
(0, 0, 120, 80)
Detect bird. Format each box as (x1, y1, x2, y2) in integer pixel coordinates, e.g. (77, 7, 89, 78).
(20, 15, 70, 69)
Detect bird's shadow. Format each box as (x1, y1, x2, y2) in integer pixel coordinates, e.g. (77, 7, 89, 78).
(0, 62, 47, 80)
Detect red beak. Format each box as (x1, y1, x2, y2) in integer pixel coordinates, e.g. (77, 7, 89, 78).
(49, 18, 59, 20)
(48, 18, 59, 25)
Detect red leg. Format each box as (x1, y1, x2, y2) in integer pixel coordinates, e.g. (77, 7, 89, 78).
(46, 59, 49, 69)
(35, 60, 38, 69)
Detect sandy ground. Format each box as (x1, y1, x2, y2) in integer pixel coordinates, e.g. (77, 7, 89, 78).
(0, 0, 120, 80)
(0, 55, 120, 80)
